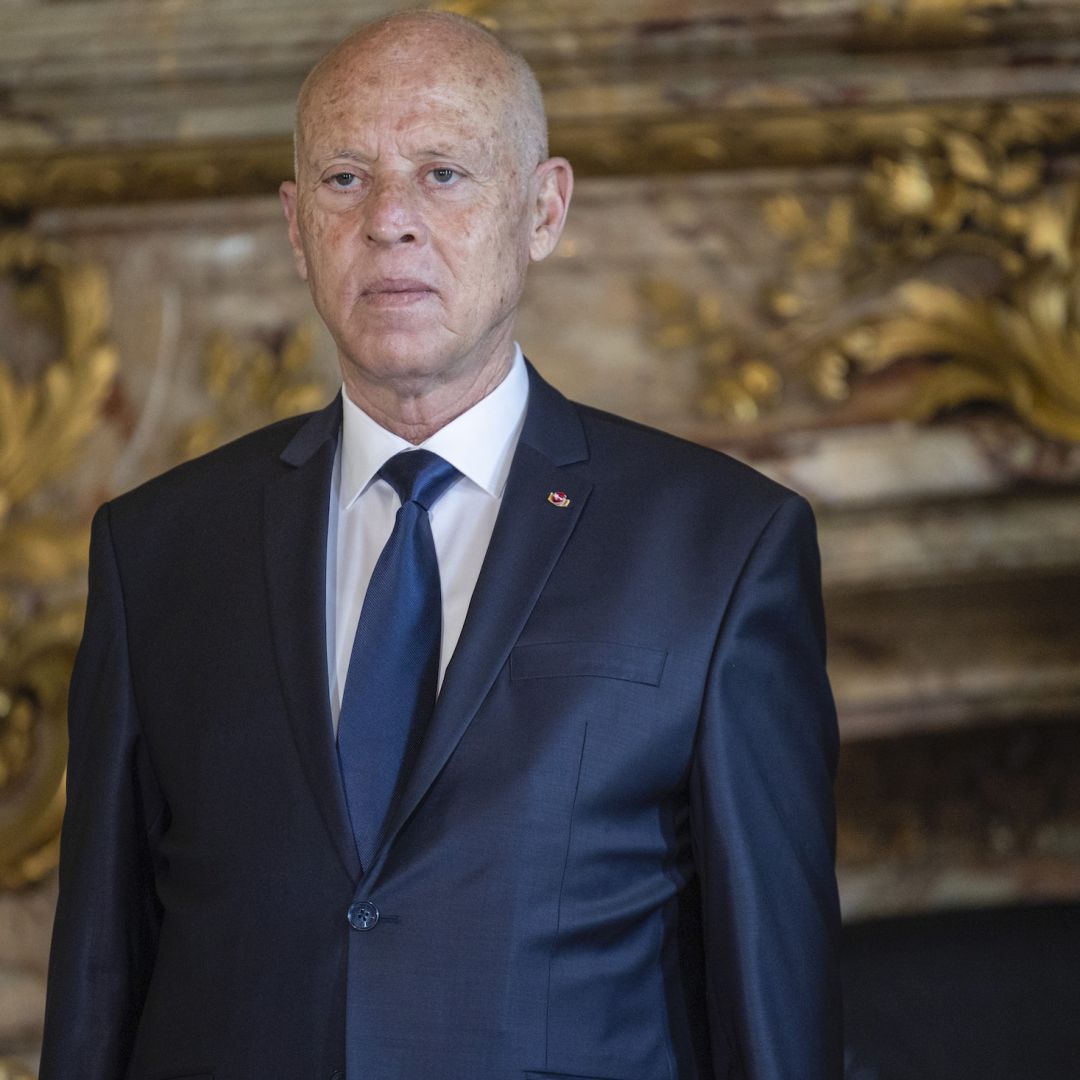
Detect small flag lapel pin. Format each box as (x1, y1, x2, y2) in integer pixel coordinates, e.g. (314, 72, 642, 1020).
(547, 491, 571, 508)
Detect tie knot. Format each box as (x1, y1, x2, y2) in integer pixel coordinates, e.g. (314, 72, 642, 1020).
(378, 449, 460, 511)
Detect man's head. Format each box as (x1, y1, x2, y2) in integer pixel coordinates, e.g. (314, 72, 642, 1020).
(280, 11, 572, 427)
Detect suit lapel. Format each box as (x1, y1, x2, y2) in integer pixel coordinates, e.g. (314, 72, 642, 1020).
(370, 365, 593, 875)
(263, 397, 361, 883)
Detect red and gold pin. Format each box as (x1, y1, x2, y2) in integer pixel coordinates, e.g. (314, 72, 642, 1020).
(547, 491, 571, 508)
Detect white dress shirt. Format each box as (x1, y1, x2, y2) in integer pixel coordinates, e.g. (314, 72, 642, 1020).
(325, 346, 529, 731)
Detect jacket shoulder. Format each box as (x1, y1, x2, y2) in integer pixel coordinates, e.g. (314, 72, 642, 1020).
(574, 401, 801, 514)
(106, 407, 326, 527)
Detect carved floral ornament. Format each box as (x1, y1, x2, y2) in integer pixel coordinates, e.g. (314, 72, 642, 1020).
(0, 230, 117, 890)
(642, 107, 1080, 443)
(177, 322, 328, 464)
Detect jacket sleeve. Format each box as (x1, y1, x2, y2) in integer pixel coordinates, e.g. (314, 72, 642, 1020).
(690, 492, 843, 1079)
(40, 503, 164, 1080)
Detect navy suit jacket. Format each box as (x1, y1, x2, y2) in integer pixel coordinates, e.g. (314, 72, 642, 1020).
(41, 362, 841, 1080)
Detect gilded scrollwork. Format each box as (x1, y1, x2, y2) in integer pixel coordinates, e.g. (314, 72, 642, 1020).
(858, 0, 1014, 44)
(639, 105, 1080, 440)
(0, 232, 117, 515)
(176, 321, 329, 462)
(639, 278, 782, 425)
(769, 109, 1080, 443)
(0, 230, 117, 890)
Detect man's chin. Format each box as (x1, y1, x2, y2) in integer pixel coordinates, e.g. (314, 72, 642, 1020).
(336, 316, 516, 395)
(340, 333, 462, 386)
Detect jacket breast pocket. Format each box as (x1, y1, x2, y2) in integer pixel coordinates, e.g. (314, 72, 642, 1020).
(510, 640, 666, 686)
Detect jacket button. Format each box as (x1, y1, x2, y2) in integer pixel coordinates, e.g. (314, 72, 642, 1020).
(347, 899, 380, 931)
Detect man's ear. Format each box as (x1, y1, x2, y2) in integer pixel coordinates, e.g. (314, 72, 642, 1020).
(279, 181, 309, 281)
(528, 157, 574, 263)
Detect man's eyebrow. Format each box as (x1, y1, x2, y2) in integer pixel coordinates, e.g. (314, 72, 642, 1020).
(315, 148, 371, 165)
(310, 143, 492, 167)
(414, 143, 496, 168)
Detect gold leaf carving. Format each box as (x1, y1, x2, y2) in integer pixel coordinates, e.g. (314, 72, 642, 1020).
(639, 279, 782, 425)
(763, 107, 1080, 444)
(178, 321, 328, 462)
(0, 519, 90, 588)
(0, 604, 79, 891)
(860, 0, 1012, 43)
(884, 272, 1080, 443)
(0, 233, 117, 514)
(0, 231, 116, 890)
(943, 132, 993, 185)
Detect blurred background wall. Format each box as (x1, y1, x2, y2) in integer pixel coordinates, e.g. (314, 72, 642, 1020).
(0, 0, 1079, 1074)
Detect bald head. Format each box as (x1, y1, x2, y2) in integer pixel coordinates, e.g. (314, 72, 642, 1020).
(294, 11, 548, 178)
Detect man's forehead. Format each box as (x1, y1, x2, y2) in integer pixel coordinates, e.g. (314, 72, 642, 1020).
(304, 24, 512, 108)
(300, 78, 510, 154)
(305, 97, 501, 144)
(306, 62, 508, 116)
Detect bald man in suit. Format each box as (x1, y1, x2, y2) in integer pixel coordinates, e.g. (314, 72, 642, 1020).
(42, 12, 842, 1080)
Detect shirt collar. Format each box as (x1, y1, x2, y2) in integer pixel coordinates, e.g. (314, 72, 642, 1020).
(339, 344, 529, 510)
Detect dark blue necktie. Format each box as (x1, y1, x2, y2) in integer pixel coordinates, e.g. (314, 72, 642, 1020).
(337, 449, 461, 870)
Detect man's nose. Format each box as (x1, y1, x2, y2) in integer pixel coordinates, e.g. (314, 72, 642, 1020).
(363, 178, 427, 246)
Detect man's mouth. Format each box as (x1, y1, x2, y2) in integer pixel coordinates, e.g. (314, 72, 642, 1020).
(361, 278, 436, 305)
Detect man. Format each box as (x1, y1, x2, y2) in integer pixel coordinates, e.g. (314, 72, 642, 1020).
(41, 11, 841, 1080)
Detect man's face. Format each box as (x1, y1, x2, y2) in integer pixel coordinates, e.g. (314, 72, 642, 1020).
(281, 42, 551, 393)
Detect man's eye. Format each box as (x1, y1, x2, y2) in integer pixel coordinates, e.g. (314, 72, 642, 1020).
(430, 168, 458, 184)
(328, 172, 357, 188)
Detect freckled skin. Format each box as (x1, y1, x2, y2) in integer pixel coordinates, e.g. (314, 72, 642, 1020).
(280, 18, 573, 442)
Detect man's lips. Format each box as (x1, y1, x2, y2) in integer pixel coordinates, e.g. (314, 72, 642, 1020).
(360, 278, 437, 305)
